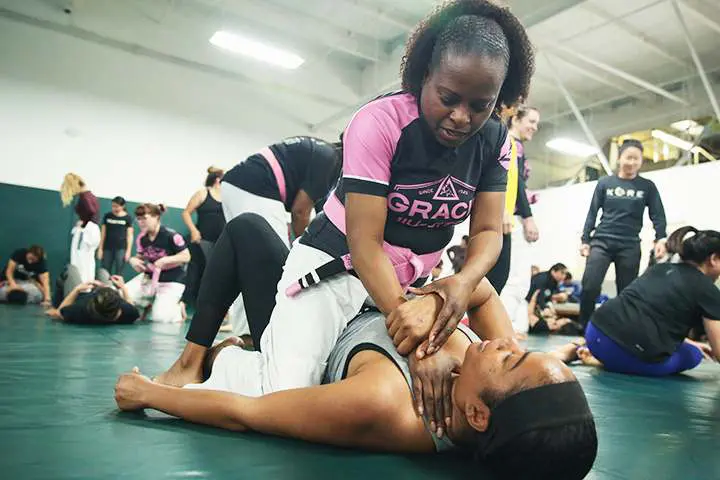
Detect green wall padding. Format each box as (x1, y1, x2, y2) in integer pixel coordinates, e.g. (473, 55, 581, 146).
(0, 182, 189, 281)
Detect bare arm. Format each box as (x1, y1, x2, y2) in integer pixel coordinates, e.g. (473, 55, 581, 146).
(98, 224, 107, 254)
(5, 259, 17, 289)
(290, 189, 314, 238)
(703, 318, 720, 362)
(38, 272, 51, 302)
(125, 227, 134, 259)
(459, 191, 505, 287)
(466, 278, 514, 340)
(346, 193, 405, 315)
(182, 190, 205, 241)
(117, 368, 426, 452)
(161, 248, 191, 266)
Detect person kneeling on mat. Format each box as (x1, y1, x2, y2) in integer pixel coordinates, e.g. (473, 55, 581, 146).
(125, 203, 190, 323)
(553, 226, 720, 376)
(116, 213, 597, 479)
(0, 245, 51, 306)
(45, 265, 139, 325)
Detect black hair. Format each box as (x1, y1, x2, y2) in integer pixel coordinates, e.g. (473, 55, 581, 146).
(619, 139, 643, 157)
(111, 196, 126, 206)
(401, 0, 534, 110)
(27, 245, 45, 260)
(550, 262, 567, 272)
(565, 272, 573, 281)
(483, 419, 597, 479)
(86, 287, 123, 323)
(666, 226, 720, 265)
(6, 290, 29, 305)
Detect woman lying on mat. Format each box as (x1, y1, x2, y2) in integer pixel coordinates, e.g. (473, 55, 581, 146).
(554, 226, 720, 376)
(45, 265, 139, 325)
(115, 214, 597, 480)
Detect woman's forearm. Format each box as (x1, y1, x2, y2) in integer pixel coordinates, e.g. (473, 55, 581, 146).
(349, 239, 405, 315)
(181, 211, 198, 234)
(456, 230, 502, 287)
(58, 287, 81, 309)
(145, 383, 249, 431)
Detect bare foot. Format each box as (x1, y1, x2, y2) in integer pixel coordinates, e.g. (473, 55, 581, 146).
(551, 342, 581, 363)
(577, 346, 603, 367)
(154, 342, 208, 387)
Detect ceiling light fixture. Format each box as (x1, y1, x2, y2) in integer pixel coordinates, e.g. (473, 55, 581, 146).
(546, 138, 599, 157)
(210, 31, 305, 70)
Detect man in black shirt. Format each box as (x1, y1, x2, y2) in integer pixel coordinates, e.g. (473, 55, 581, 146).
(578, 139, 667, 326)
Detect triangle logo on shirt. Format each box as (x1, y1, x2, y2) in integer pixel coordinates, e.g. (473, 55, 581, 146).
(433, 176, 460, 201)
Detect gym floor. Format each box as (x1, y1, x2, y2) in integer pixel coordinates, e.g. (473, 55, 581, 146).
(1, 305, 718, 480)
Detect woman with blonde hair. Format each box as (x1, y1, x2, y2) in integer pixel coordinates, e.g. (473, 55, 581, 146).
(60, 173, 100, 282)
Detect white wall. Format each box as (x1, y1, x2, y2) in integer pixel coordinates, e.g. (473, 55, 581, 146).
(444, 161, 720, 283)
(0, 17, 308, 207)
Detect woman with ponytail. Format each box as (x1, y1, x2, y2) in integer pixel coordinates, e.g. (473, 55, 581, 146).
(60, 173, 100, 283)
(180, 167, 225, 308)
(125, 203, 190, 323)
(555, 225, 720, 376)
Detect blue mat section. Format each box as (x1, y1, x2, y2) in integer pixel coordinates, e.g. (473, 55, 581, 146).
(0, 305, 718, 479)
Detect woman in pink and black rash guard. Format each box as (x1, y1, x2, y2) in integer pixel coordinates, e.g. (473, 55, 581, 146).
(155, 0, 535, 394)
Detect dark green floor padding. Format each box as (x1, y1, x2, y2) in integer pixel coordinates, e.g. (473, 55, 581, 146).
(1, 305, 718, 479)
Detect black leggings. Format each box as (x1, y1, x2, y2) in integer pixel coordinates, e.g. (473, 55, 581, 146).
(185, 214, 289, 349)
(486, 233, 511, 294)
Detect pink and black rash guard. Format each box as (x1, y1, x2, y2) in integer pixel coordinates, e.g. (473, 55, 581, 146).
(136, 226, 188, 283)
(301, 92, 510, 261)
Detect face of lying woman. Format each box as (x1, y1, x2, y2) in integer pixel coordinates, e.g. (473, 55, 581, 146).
(449, 338, 575, 435)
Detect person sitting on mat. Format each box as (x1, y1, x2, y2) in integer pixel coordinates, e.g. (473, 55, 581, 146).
(0, 245, 51, 305)
(553, 226, 720, 376)
(117, 213, 597, 479)
(45, 265, 139, 325)
(125, 203, 190, 323)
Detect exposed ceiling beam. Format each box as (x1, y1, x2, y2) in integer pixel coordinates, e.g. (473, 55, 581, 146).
(341, 0, 416, 31)
(542, 43, 689, 105)
(0, 7, 345, 121)
(191, 0, 382, 62)
(581, 2, 690, 68)
(680, 0, 720, 35)
(544, 54, 629, 92)
(541, 66, 720, 123)
(313, 0, 591, 131)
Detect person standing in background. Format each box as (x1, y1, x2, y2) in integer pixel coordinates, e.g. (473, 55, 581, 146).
(495, 106, 540, 334)
(578, 139, 667, 328)
(61, 173, 100, 283)
(98, 196, 133, 276)
(446, 236, 469, 273)
(181, 167, 225, 308)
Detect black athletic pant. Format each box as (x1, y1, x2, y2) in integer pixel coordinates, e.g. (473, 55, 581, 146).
(181, 240, 214, 308)
(185, 213, 289, 349)
(579, 238, 641, 327)
(486, 233, 511, 294)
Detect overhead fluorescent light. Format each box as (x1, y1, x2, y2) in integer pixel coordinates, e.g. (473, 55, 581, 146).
(651, 129, 694, 151)
(546, 138, 599, 157)
(210, 31, 305, 70)
(670, 120, 703, 137)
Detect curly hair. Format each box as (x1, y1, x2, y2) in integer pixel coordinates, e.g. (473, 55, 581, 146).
(401, 0, 534, 110)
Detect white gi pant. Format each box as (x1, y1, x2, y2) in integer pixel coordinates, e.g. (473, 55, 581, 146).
(221, 183, 291, 337)
(185, 242, 369, 396)
(125, 274, 185, 323)
(70, 221, 100, 283)
(500, 217, 532, 334)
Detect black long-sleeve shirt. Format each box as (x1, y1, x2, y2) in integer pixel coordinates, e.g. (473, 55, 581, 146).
(582, 175, 666, 244)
